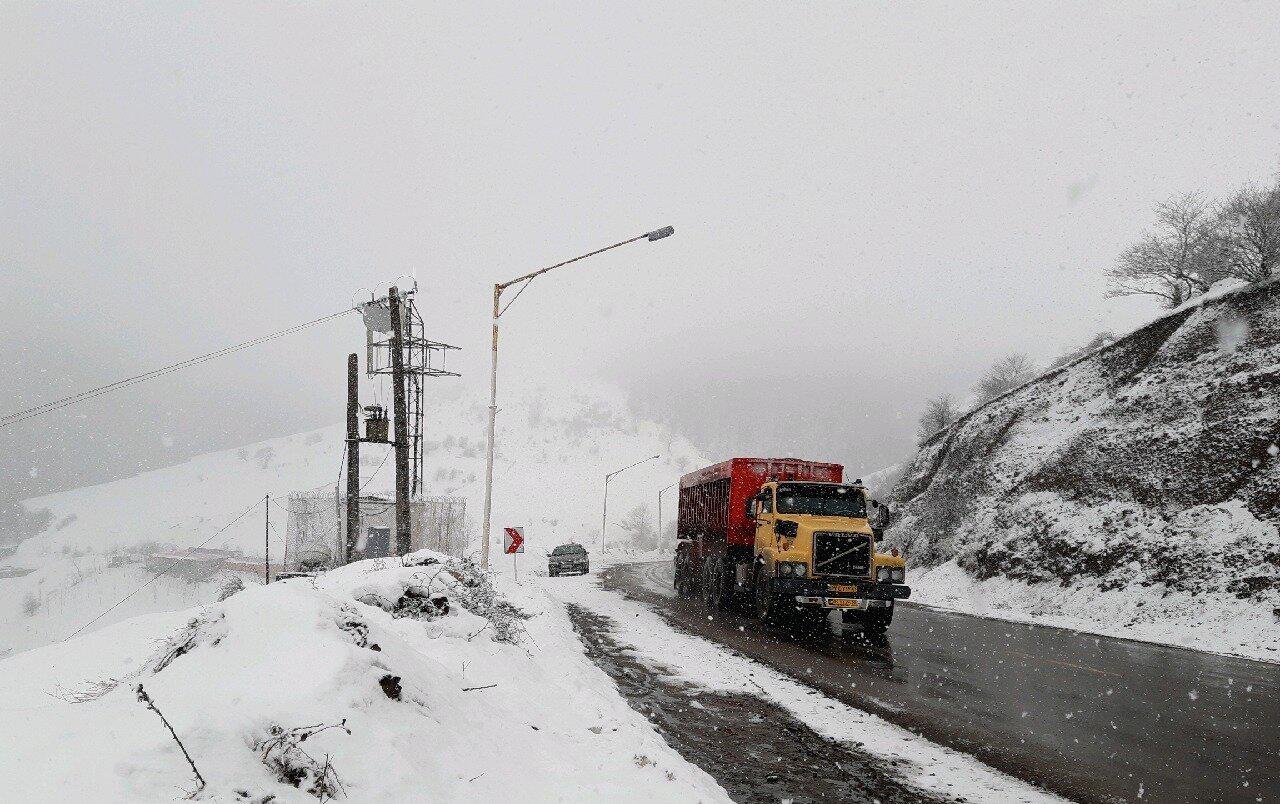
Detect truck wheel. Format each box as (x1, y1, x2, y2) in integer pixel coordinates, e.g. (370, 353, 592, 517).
(701, 559, 722, 610)
(788, 605, 827, 633)
(864, 607, 893, 634)
(753, 566, 779, 625)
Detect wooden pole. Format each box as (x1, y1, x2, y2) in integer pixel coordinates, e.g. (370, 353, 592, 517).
(264, 495, 270, 584)
(345, 353, 361, 563)
(389, 288, 412, 557)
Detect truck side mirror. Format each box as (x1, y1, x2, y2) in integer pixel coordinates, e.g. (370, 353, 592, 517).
(744, 498, 756, 521)
(871, 502, 892, 529)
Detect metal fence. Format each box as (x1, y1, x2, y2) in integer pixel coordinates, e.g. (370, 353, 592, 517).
(284, 490, 467, 571)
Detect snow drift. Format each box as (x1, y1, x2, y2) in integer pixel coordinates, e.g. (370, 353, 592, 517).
(0, 551, 728, 802)
(888, 278, 1280, 661)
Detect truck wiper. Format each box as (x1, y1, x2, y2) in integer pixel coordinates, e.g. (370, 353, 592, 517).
(815, 544, 866, 571)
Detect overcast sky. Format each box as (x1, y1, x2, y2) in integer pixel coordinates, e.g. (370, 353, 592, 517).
(4, 2, 1280, 505)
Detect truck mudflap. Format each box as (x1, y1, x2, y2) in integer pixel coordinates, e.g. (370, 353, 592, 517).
(773, 577, 910, 602)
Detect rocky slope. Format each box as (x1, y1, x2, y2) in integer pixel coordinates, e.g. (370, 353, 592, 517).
(888, 279, 1280, 661)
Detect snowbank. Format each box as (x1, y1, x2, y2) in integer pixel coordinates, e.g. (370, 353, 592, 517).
(0, 551, 728, 802)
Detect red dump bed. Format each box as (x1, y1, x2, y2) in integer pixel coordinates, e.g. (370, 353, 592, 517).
(677, 458, 843, 548)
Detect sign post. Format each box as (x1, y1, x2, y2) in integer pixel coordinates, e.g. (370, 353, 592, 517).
(503, 526, 525, 583)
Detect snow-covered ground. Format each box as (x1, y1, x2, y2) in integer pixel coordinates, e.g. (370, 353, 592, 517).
(0, 382, 707, 658)
(0, 551, 730, 803)
(530, 567, 1065, 804)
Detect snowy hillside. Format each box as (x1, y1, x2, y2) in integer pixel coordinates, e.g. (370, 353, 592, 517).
(887, 278, 1280, 661)
(0, 382, 706, 657)
(0, 551, 729, 802)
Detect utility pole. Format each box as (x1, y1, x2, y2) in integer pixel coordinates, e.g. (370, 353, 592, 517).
(345, 353, 361, 562)
(601, 475, 610, 555)
(264, 494, 270, 584)
(388, 287, 412, 557)
(481, 225, 675, 570)
(601, 454, 661, 553)
(481, 283, 500, 570)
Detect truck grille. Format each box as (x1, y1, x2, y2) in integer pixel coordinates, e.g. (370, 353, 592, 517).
(812, 531, 871, 577)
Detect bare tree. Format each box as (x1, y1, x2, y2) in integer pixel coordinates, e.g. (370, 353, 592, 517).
(1108, 193, 1227, 308)
(975, 353, 1037, 402)
(616, 504, 657, 552)
(917, 395, 957, 443)
(1218, 179, 1280, 283)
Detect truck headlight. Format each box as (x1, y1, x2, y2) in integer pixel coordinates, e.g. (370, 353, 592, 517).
(876, 566, 892, 582)
(777, 561, 807, 577)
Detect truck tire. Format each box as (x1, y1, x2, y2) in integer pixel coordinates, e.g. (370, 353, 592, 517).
(843, 607, 893, 633)
(865, 607, 893, 634)
(701, 558, 722, 610)
(791, 605, 830, 635)
(753, 566, 780, 625)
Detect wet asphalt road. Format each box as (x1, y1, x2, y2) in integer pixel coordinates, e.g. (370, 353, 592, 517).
(603, 561, 1280, 804)
(567, 604, 946, 804)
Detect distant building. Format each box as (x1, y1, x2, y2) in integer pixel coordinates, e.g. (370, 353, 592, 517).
(143, 547, 278, 581)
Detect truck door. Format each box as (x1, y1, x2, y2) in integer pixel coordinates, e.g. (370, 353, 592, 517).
(755, 486, 775, 560)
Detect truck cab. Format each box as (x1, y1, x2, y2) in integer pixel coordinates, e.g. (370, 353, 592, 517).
(748, 480, 908, 630)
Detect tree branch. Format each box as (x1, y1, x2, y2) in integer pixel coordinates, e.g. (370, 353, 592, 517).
(136, 684, 205, 797)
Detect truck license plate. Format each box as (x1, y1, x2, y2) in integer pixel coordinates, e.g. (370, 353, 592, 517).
(830, 584, 858, 595)
(826, 597, 860, 608)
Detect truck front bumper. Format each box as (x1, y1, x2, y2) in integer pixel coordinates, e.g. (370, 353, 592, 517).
(772, 577, 911, 606)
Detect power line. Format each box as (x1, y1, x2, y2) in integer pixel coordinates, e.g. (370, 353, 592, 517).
(63, 497, 266, 642)
(2, 308, 355, 431)
(360, 449, 392, 492)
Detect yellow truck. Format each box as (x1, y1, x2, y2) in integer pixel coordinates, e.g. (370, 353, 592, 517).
(673, 458, 908, 632)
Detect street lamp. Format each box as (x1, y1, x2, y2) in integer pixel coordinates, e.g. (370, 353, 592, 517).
(657, 483, 675, 545)
(602, 454, 661, 553)
(480, 226, 675, 569)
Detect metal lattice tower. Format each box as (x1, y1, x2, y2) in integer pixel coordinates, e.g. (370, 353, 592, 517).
(358, 284, 460, 496)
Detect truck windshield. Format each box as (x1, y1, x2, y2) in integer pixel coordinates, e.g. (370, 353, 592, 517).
(775, 484, 866, 518)
(552, 545, 585, 555)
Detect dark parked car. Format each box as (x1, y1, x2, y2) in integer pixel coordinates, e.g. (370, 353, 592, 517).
(548, 544, 589, 576)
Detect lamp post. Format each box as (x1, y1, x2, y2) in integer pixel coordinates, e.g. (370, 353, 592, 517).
(480, 226, 675, 569)
(657, 483, 675, 545)
(601, 454, 660, 553)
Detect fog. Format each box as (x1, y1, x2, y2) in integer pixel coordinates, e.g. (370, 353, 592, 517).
(4, 2, 1279, 513)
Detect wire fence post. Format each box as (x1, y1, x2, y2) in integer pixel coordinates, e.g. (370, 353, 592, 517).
(264, 494, 270, 584)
